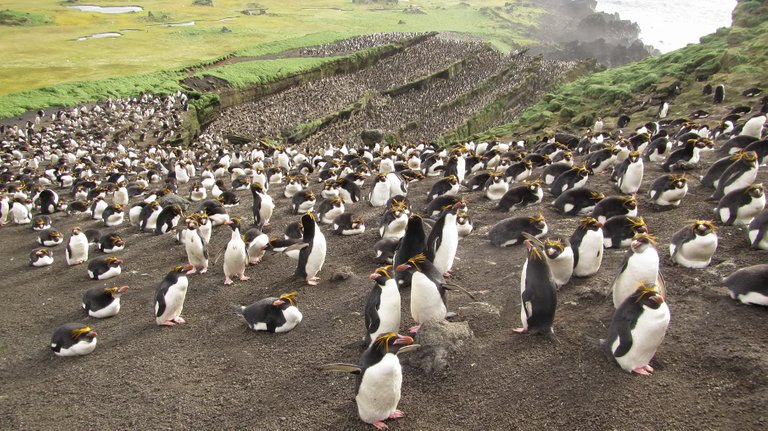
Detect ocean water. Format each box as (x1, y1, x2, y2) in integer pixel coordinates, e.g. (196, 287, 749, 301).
(596, 0, 737, 53)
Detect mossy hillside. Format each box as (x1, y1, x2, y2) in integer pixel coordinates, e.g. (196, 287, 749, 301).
(476, 0, 768, 141)
(1, 0, 543, 99)
(0, 9, 51, 26)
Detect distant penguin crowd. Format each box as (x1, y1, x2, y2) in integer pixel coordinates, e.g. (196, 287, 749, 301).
(2, 78, 768, 428)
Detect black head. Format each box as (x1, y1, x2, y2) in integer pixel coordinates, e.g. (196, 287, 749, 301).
(227, 217, 242, 232)
(171, 264, 195, 275)
(369, 265, 394, 285)
(370, 332, 415, 355)
(629, 284, 665, 310)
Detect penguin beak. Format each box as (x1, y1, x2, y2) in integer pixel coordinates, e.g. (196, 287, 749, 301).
(393, 335, 414, 345)
(368, 272, 379, 280)
(86, 331, 97, 338)
(650, 295, 664, 304)
(395, 263, 411, 271)
(630, 241, 640, 251)
(547, 248, 556, 256)
(593, 222, 603, 228)
(272, 299, 285, 307)
(117, 285, 129, 294)
(182, 264, 195, 273)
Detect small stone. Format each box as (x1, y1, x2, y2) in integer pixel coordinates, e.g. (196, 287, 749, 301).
(330, 266, 354, 281)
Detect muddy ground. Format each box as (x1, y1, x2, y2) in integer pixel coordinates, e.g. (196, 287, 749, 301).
(1, 146, 767, 430)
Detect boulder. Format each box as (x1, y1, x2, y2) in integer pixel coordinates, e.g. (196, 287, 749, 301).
(403, 320, 473, 373)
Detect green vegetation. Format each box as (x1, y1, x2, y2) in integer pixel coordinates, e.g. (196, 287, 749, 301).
(0, 0, 543, 106)
(197, 57, 341, 88)
(0, 9, 51, 26)
(475, 1, 768, 141)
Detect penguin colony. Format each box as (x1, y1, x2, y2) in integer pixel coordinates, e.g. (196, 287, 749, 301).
(1, 78, 768, 428)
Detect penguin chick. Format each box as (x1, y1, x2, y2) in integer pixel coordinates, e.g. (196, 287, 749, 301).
(238, 292, 303, 333)
(50, 323, 97, 357)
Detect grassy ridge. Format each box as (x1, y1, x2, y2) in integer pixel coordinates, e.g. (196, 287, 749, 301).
(477, 1, 768, 141)
(0, 9, 51, 26)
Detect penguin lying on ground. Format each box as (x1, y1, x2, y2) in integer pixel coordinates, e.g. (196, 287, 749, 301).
(723, 264, 768, 305)
(669, 220, 718, 268)
(715, 184, 765, 226)
(489, 213, 548, 247)
(711, 150, 759, 201)
(87, 256, 123, 280)
(50, 323, 97, 357)
(333, 213, 365, 236)
(38, 229, 63, 247)
(552, 188, 604, 216)
(603, 215, 648, 249)
(82, 285, 129, 318)
(648, 174, 688, 207)
(496, 179, 544, 211)
(29, 248, 53, 267)
(748, 209, 768, 250)
(238, 292, 303, 333)
(320, 333, 419, 430)
(603, 283, 670, 375)
(591, 195, 638, 223)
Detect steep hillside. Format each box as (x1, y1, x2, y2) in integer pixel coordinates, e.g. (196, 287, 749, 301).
(479, 0, 768, 140)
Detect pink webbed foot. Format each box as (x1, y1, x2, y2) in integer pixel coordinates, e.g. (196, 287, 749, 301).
(632, 367, 653, 376)
(159, 320, 176, 327)
(372, 421, 389, 430)
(187, 266, 197, 274)
(249, 258, 261, 265)
(224, 277, 234, 286)
(408, 324, 421, 334)
(512, 327, 528, 334)
(199, 267, 208, 274)
(643, 364, 654, 372)
(239, 274, 250, 281)
(307, 279, 319, 286)
(388, 410, 404, 420)
(172, 317, 186, 324)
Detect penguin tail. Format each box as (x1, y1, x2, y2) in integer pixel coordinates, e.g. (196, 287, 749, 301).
(232, 304, 245, 315)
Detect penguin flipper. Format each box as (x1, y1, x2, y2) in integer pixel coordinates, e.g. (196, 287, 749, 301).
(612, 317, 634, 358)
(318, 363, 362, 374)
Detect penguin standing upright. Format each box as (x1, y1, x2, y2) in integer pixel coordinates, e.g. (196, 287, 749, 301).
(250, 182, 274, 228)
(715, 184, 766, 226)
(238, 292, 303, 333)
(514, 238, 557, 335)
(296, 212, 327, 286)
(36, 189, 60, 215)
(669, 220, 718, 268)
(722, 264, 768, 305)
(82, 285, 129, 318)
(713, 84, 725, 104)
(365, 266, 401, 346)
(317, 196, 345, 225)
(184, 219, 208, 273)
(604, 284, 670, 375)
(50, 323, 97, 357)
(614, 151, 644, 194)
(66, 227, 89, 266)
(223, 218, 249, 285)
(570, 217, 604, 277)
(394, 216, 427, 289)
(396, 254, 448, 333)
(426, 203, 460, 277)
(542, 237, 574, 288)
(10, 198, 32, 224)
(320, 333, 418, 430)
(155, 264, 194, 326)
(154, 204, 183, 235)
(611, 234, 662, 308)
(483, 172, 508, 201)
(379, 203, 408, 239)
(138, 201, 162, 232)
(369, 174, 391, 207)
(244, 227, 270, 264)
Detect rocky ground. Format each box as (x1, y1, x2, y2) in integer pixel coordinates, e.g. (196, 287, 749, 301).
(1, 138, 767, 429)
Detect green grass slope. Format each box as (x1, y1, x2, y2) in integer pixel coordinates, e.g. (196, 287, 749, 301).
(479, 0, 768, 140)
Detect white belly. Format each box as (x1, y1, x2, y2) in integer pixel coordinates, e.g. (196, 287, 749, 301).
(613, 304, 670, 372)
(56, 338, 97, 357)
(737, 291, 768, 306)
(410, 272, 446, 324)
(381, 216, 407, 239)
(735, 195, 766, 225)
(32, 255, 54, 267)
(156, 285, 187, 323)
(618, 163, 643, 194)
(673, 234, 717, 268)
(723, 167, 757, 195)
(655, 186, 687, 206)
(90, 298, 121, 318)
(549, 248, 574, 287)
(305, 232, 327, 278)
(486, 183, 508, 201)
(612, 249, 659, 308)
(275, 306, 303, 333)
(749, 229, 768, 250)
(223, 240, 247, 276)
(370, 283, 401, 344)
(574, 232, 604, 277)
(356, 355, 402, 424)
(433, 225, 458, 274)
(96, 266, 122, 280)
